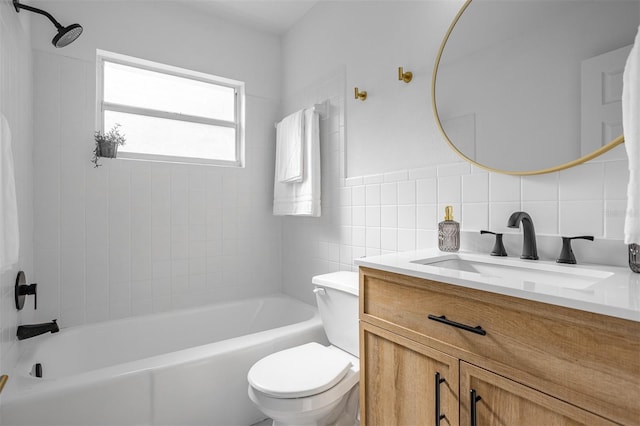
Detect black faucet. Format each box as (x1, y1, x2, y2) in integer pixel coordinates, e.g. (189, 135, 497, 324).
(17, 319, 59, 340)
(507, 211, 538, 260)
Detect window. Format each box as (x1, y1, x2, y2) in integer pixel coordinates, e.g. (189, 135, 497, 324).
(96, 50, 245, 166)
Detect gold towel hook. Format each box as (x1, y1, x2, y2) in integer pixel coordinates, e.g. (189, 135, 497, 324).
(0, 375, 8, 394)
(354, 87, 367, 101)
(398, 66, 413, 83)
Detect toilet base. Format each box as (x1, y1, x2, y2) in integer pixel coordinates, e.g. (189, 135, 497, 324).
(267, 384, 359, 426)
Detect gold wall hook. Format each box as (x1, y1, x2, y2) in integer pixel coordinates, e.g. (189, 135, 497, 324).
(398, 66, 413, 83)
(0, 375, 8, 394)
(354, 87, 367, 101)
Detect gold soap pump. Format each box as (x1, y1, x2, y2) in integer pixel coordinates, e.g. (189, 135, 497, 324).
(438, 206, 460, 252)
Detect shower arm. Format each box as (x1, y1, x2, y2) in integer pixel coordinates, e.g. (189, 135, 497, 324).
(13, 0, 64, 30)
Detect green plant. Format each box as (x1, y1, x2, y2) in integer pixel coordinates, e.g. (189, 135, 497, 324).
(91, 124, 126, 167)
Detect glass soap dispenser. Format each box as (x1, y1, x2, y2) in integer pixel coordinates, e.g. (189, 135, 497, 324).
(438, 205, 460, 252)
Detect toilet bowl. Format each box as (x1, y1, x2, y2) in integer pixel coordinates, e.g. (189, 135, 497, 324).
(248, 343, 359, 426)
(247, 271, 359, 426)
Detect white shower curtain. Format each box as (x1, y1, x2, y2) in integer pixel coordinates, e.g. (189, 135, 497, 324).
(0, 113, 19, 270)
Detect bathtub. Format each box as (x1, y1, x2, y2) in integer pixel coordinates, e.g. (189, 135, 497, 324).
(1, 294, 327, 426)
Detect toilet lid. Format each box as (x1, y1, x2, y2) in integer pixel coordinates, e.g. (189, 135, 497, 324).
(247, 342, 353, 399)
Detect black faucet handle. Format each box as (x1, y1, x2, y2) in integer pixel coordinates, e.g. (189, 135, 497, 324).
(26, 283, 37, 310)
(15, 271, 37, 311)
(480, 230, 508, 256)
(556, 236, 594, 264)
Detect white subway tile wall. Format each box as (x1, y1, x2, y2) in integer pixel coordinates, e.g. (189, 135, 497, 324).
(31, 52, 282, 327)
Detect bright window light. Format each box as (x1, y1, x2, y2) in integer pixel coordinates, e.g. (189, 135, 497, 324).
(97, 50, 244, 166)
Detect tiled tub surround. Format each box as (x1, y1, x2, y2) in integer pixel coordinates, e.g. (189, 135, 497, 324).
(28, 0, 283, 330)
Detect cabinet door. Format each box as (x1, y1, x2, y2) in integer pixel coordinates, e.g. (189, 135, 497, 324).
(361, 322, 459, 426)
(460, 362, 617, 426)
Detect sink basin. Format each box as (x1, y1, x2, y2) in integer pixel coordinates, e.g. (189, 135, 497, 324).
(411, 254, 613, 290)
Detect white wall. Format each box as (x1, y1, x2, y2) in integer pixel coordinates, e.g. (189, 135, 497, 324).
(279, 67, 347, 304)
(283, 1, 463, 178)
(29, 1, 283, 327)
(0, 0, 35, 394)
(281, 0, 631, 305)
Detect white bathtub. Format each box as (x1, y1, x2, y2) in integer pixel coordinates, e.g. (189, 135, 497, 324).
(1, 294, 327, 426)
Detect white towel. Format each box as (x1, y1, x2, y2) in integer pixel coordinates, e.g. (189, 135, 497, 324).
(275, 110, 304, 183)
(273, 108, 321, 217)
(0, 113, 19, 270)
(623, 25, 640, 244)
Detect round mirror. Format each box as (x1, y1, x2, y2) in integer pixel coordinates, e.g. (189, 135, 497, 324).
(432, 0, 639, 175)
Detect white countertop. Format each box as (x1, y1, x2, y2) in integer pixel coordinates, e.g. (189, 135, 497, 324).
(355, 249, 640, 323)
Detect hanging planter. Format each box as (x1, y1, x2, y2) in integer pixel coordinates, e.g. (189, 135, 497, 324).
(92, 124, 126, 167)
(97, 139, 118, 157)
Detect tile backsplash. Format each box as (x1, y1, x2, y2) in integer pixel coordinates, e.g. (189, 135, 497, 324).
(342, 158, 628, 260)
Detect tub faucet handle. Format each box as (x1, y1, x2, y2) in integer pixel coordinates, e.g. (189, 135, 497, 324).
(15, 271, 37, 311)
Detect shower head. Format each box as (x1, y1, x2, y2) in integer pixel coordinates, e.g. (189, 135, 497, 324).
(52, 23, 83, 48)
(13, 0, 83, 48)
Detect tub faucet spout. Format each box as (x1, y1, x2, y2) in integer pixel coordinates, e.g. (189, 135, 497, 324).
(507, 211, 538, 260)
(17, 319, 59, 340)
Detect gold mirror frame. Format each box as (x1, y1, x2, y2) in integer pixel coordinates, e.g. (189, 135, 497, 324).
(431, 0, 625, 176)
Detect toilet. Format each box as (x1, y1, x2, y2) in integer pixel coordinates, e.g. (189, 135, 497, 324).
(247, 271, 360, 426)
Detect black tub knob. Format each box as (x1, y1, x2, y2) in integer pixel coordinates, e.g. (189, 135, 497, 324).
(556, 236, 594, 264)
(480, 230, 507, 256)
(15, 271, 37, 311)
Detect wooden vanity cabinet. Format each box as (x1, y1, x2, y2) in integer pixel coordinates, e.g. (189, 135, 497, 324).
(359, 267, 640, 426)
(460, 362, 616, 426)
(361, 322, 459, 425)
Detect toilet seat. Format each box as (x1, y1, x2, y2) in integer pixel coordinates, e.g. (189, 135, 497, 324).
(247, 342, 353, 398)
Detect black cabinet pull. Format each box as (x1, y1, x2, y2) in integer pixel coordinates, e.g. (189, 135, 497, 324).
(428, 314, 487, 336)
(435, 372, 446, 424)
(470, 389, 482, 426)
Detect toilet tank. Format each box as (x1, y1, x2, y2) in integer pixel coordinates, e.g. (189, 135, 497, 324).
(312, 271, 359, 357)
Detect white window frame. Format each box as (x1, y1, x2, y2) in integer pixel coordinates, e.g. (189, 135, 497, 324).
(96, 49, 245, 167)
